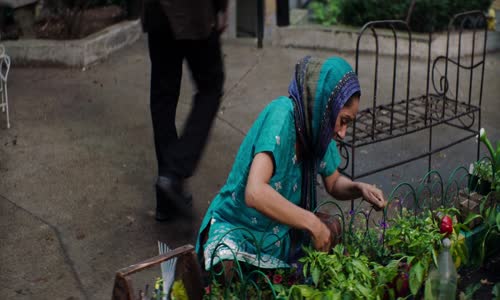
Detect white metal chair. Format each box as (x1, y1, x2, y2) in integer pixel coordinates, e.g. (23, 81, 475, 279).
(0, 44, 11, 128)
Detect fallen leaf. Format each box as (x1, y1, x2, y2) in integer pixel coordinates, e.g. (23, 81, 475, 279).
(126, 215, 135, 226)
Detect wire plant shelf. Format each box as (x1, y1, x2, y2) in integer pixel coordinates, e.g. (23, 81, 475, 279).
(338, 11, 488, 180)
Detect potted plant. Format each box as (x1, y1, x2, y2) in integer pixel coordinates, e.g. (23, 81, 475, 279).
(467, 200, 500, 267)
(470, 159, 493, 195)
(477, 128, 500, 199)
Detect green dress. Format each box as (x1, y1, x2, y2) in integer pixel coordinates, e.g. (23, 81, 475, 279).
(196, 96, 341, 270)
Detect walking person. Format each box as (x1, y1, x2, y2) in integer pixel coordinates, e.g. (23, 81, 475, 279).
(142, 0, 228, 221)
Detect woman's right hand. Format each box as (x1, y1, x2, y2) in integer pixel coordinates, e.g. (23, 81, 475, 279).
(310, 215, 332, 252)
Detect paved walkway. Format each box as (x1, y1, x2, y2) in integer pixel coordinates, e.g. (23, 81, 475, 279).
(0, 36, 498, 299)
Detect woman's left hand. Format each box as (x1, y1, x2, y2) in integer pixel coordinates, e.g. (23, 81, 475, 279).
(358, 182, 387, 210)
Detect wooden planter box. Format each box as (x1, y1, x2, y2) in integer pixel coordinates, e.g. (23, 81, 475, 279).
(459, 204, 500, 265)
(458, 191, 483, 229)
(112, 245, 203, 300)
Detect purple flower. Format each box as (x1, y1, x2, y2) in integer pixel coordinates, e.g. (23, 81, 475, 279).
(379, 220, 388, 229)
(349, 209, 355, 216)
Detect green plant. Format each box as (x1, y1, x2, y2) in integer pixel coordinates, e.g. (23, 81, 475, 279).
(479, 128, 500, 192)
(293, 244, 399, 299)
(382, 210, 442, 296)
(493, 283, 500, 300)
(355, 207, 468, 296)
(473, 159, 494, 183)
(310, 0, 494, 32)
(458, 282, 481, 300)
(171, 280, 188, 300)
(309, 0, 342, 26)
(477, 201, 500, 265)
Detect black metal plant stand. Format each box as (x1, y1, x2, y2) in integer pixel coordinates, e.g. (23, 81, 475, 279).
(338, 11, 488, 181)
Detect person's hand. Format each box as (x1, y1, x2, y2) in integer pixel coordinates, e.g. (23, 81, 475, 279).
(358, 182, 387, 211)
(216, 10, 229, 33)
(309, 215, 332, 252)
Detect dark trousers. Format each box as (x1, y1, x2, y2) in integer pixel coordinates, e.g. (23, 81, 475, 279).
(146, 6, 224, 180)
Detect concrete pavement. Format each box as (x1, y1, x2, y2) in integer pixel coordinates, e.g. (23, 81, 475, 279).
(0, 36, 499, 299)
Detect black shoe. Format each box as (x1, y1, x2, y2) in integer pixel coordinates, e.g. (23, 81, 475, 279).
(155, 185, 174, 222)
(155, 208, 172, 222)
(156, 175, 193, 218)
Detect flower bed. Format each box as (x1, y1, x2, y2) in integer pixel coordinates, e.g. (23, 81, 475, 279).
(112, 165, 499, 300)
(198, 166, 499, 300)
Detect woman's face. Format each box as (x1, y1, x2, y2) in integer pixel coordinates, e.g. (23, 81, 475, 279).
(333, 96, 359, 141)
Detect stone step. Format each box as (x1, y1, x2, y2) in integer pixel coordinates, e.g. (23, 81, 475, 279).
(0, 0, 37, 9)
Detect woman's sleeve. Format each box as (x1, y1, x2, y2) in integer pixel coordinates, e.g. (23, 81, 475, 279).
(252, 103, 294, 173)
(318, 140, 341, 177)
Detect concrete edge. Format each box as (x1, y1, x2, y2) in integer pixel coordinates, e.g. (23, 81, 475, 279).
(272, 25, 500, 58)
(3, 19, 141, 67)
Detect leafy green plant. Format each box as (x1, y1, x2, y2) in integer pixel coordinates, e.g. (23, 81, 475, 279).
(203, 203, 471, 299)
(477, 201, 500, 265)
(493, 282, 500, 300)
(294, 244, 399, 299)
(308, 0, 342, 26)
(458, 282, 481, 300)
(473, 160, 493, 182)
(479, 128, 500, 192)
(381, 210, 441, 296)
(308, 0, 493, 32)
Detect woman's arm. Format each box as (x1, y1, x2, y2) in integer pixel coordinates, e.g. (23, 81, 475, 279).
(323, 170, 386, 210)
(245, 152, 331, 251)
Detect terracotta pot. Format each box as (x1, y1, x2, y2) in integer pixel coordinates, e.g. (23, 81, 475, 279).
(315, 211, 342, 247)
(478, 180, 492, 196)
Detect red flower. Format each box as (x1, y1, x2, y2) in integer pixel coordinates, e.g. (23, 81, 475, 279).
(204, 285, 211, 294)
(273, 274, 283, 284)
(440, 215, 453, 237)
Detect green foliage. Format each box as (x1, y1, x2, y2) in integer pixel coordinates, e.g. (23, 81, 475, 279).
(203, 208, 471, 299)
(171, 280, 189, 300)
(479, 128, 500, 191)
(493, 282, 500, 300)
(296, 245, 399, 299)
(473, 160, 494, 182)
(308, 0, 493, 32)
(328, 207, 467, 297)
(478, 202, 500, 265)
(309, 0, 342, 26)
(459, 282, 482, 300)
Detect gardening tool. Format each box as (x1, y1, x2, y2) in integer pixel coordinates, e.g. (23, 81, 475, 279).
(158, 241, 178, 300)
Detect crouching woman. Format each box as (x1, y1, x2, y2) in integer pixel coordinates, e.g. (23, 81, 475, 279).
(196, 56, 387, 272)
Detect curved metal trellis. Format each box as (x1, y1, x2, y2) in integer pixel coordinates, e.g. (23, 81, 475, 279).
(204, 163, 490, 299)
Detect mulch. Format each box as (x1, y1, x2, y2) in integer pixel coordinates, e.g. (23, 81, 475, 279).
(458, 251, 500, 299)
(1, 5, 125, 41)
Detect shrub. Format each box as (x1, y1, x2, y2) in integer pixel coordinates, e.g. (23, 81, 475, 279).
(308, 0, 342, 26)
(309, 0, 493, 32)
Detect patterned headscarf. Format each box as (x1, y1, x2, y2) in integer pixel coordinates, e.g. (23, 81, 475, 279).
(288, 56, 360, 212)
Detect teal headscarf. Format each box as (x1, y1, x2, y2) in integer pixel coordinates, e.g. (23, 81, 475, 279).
(289, 56, 360, 211)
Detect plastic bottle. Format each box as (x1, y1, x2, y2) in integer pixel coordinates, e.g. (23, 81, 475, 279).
(436, 238, 457, 299)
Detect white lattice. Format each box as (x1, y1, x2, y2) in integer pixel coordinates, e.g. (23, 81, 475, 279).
(0, 43, 11, 129)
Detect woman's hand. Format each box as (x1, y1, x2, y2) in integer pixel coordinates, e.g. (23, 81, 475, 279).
(358, 182, 387, 210)
(309, 215, 332, 252)
(216, 10, 229, 33)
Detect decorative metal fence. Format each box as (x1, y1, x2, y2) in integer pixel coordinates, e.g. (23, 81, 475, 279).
(203, 165, 482, 299)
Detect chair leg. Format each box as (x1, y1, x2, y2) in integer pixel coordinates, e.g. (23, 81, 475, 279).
(0, 81, 4, 113)
(5, 82, 9, 129)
